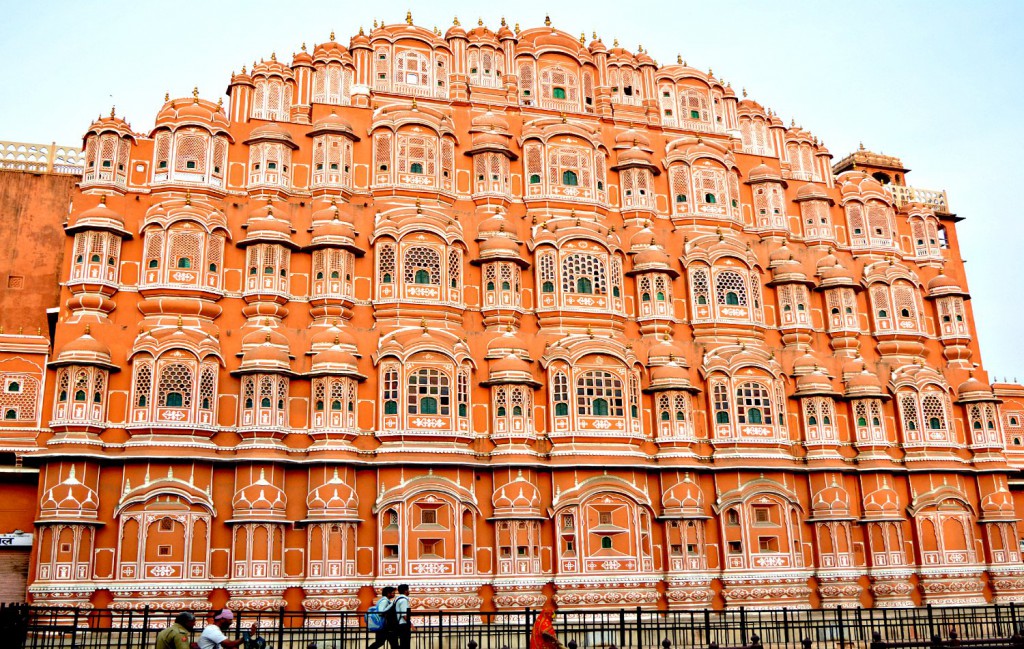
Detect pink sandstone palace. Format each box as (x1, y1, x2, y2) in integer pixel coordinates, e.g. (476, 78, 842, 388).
(1, 14, 1023, 613)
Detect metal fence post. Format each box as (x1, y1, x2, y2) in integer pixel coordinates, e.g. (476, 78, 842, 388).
(1012, 602, 1019, 635)
(783, 608, 790, 645)
(927, 605, 935, 641)
(620, 608, 627, 649)
(71, 606, 81, 649)
(837, 605, 846, 649)
(439, 608, 445, 649)
(126, 607, 134, 649)
(278, 606, 286, 649)
(704, 608, 711, 647)
(740, 607, 748, 646)
(142, 605, 151, 649)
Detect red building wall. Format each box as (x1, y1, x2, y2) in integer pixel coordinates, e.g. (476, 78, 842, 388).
(1, 18, 1023, 612)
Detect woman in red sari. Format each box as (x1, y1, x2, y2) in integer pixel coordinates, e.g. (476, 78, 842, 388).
(531, 607, 565, 649)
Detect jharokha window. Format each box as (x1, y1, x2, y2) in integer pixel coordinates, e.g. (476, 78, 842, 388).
(408, 368, 450, 416)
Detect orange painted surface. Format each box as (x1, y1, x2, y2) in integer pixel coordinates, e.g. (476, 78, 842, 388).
(1, 19, 1023, 612)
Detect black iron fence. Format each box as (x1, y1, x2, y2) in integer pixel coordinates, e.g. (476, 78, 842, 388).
(4, 603, 1024, 649)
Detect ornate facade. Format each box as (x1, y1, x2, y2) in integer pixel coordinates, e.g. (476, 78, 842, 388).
(4, 15, 1024, 612)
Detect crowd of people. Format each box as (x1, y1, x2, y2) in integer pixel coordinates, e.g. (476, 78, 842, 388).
(155, 585, 414, 649)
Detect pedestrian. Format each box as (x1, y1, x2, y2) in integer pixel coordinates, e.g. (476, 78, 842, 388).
(530, 606, 566, 649)
(241, 622, 267, 649)
(157, 612, 199, 649)
(198, 609, 245, 649)
(393, 584, 412, 649)
(367, 586, 396, 649)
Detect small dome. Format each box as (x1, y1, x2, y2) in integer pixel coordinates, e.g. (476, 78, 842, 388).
(769, 242, 795, 264)
(153, 94, 230, 133)
(981, 487, 1015, 520)
(310, 322, 358, 352)
(244, 123, 298, 149)
(617, 145, 652, 166)
(470, 110, 510, 133)
(956, 375, 995, 404)
(488, 353, 536, 385)
(232, 469, 287, 520)
(647, 340, 688, 365)
(927, 273, 960, 292)
(55, 328, 114, 368)
(748, 162, 782, 183)
(662, 474, 704, 518)
(486, 329, 528, 358)
(795, 370, 838, 397)
(309, 110, 357, 139)
(306, 469, 359, 520)
(845, 366, 887, 399)
(795, 183, 831, 202)
(614, 128, 652, 151)
(812, 479, 851, 518)
(39, 466, 98, 520)
(477, 210, 514, 237)
(633, 246, 673, 270)
(243, 209, 294, 246)
(68, 197, 129, 235)
(241, 324, 289, 350)
(863, 481, 901, 518)
(309, 341, 363, 379)
(238, 332, 292, 372)
(492, 471, 543, 519)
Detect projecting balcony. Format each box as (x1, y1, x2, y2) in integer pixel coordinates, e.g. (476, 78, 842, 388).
(887, 185, 950, 212)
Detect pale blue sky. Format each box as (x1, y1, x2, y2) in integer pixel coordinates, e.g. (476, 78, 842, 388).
(3, 1, 1022, 379)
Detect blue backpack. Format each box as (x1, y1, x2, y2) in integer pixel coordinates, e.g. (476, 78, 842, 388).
(366, 598, 388, 631)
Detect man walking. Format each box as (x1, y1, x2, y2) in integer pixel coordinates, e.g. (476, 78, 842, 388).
(199, 609, 244, 649)
(393, 584, 412, 649)
(367, 586, 396, 649)
(157, 612, 198, 649)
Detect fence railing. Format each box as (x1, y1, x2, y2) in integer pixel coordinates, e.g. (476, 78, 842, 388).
(5, 603, 1024, 649)
(0, 140, 84, 175)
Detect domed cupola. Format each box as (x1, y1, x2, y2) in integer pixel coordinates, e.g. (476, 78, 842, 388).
(810, 478, 852, 520)
(662, 474, 706, 519)
(305, 469, 360, 521)
(81, 108, 138, 192)
(491, 470, 543, 519)
(39, 466, 100, 522)
(231, 468, 287, 522)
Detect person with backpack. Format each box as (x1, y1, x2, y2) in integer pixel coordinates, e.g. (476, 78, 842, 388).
(367, 586, 396, 649)
(393, 584, 412, 649)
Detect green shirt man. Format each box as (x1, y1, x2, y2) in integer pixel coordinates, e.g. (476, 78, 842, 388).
(157, 613, 198, 649)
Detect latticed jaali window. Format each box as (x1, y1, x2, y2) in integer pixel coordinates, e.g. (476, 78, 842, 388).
(739, 117, 772, 156)
(824, 287, 859, 333)
(467, 47, 504, 88)
(575, 370, 624, 417)
(0, 374, 39, 423)
(866, 202, 895, 250)
(714, 270, 749, 308)
(711, 381, 731, 426)
(403, 246, 441, 285)
(688, 267, 711, 318)
(311, 135, 353, 189)
(248, 142, 292, 188)
(70, 231, 121, 285)
(608, 66, 642, 106)
(787, 143, 818, 181)
(692, 167, 728, 216)
(245, 243, 290, 296)
(483, 262, 522, 309)
(381, 365, 400, 420)
(656, 392, 693, 440)
(853, 398, 887, 446)
(870, 285, 894, 332)
(552, 371, 569, 418)
(546, 145, 594, 199)
(239, 374, 289, 429)
(397, 134, 437, 180)
(312, 63, 351, 105)
(157, 363, 193, 409)
(637, 274, 673, 318)
(252, 78, 292, 121)
(539, 65, 580, 111)
(561, 253, 607, 295)
(736, 381, 773, 426)
(777, 284, 810, 327)
(679, 88, 711, 124)
(311, 248, 354, 301)
(472, 152, 510, 197)
(492, 385, 534, 438)
(518, 60, 536, 104)
(803, 397, 837, 444)
(801, 200, 833, 241)
(937, 296, 969, 339)
(142, 226, 223, 292)
(753, 184, 786, 230)
(911, 217, 943, 260)
(407, 368, 450, 416)
(620, 168, 655, 210)
(892, 282, 924, 333)
(967, 403, 1000, 447)
(377, 242, 396, 289)
(395, 50, 430, 92)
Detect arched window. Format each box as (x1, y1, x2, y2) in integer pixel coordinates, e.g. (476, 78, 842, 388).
(725, 292, 739, 305)
(553, 87, 567, 100)
(576, 370, 624, 417)
(408, 368, 450, 416)
(403, 246, 441, 286)
(410, 162, 424, 174)
(562, 170, 578, 186)
(382, 366, 399, 417)
(576, 277, 592, 294)
(736, 382, 773, 425)
(415, 269, 430, 284)
(553, 371, 569, 417)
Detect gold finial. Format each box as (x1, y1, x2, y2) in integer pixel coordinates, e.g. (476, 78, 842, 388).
(301, 42, 307, 52)
(373, 19, 378, 28)
(176, 315, 183, 330)
(742, 87, 747, 97)
(241, 65, 246, 74)
(544, 14, 551, 27)
(192, 86, 199, 104)
(677, 54, 682, 65)
(580, 33, 586, 45)
(84, 324, 91, 335)
(110, 105, 116, 118)
(592, 31, 597, 40)
(420, 317, 428, 332)
(164, 91, 170, 102)
(613, 38, 619, 47)
(411, 96, 418, 109)
(560, 112, 567, 124)
(708, 67, 713, 76)
(406, 10, 413, 25)
(501, 16, 507, 27)
(334, 335, 340, 345)
(415, 198, 423, 214)
(270, 51, 277, 61)
(265, 332, 272, 343)
(358, 26, 364, 35)
(330, 30, 335, 40)
(638, 43, 643, 52)
(477, 17, 483, 26)
(514, 23, 520, 34)
(452, 15, 460, 27)
(858, 141, 865, 150)
(99, 194, 106, 205)
(217, 97, 223, 108)
(184, 189, 191, 206)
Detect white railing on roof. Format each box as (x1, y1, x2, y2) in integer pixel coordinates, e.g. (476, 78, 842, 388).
(888, 184, 950, 212)
(0, 140, 84, 175)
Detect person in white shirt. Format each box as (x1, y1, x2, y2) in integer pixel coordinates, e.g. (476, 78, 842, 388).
(198, 609, 244, 649)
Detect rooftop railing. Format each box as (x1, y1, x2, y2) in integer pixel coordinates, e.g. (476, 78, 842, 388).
(887, 185, 950, 212)
(0, 140, 84, 175)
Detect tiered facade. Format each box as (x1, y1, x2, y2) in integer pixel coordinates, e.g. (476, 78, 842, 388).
(7, 15, 1024, 613)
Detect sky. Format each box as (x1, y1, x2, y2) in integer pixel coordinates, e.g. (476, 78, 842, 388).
(2, 0, 1023, 379)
